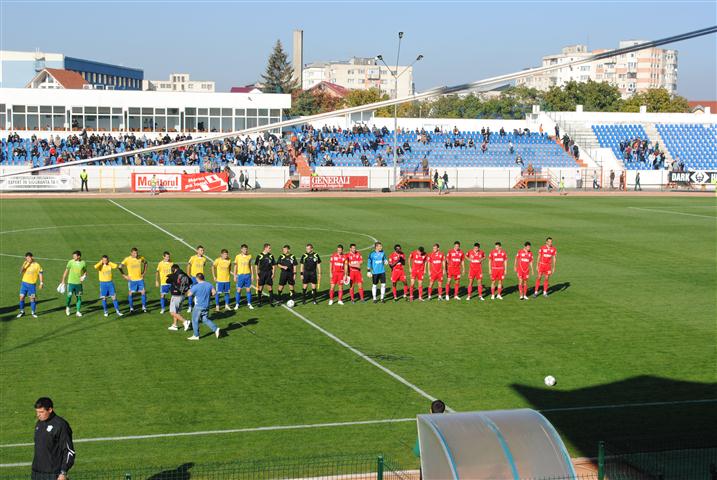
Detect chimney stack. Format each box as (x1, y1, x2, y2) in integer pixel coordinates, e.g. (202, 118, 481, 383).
(292, 29, 304, 88)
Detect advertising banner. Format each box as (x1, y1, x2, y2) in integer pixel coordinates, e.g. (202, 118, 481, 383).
(299, 175, 369, 190)
(131, 172, 228, 192)
(668, 171, 717, 185)
(0, 175, 73, 191)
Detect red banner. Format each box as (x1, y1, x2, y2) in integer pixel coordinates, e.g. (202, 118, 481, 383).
(131, 172, 228, 193)
(182, 172, 229, 192)
(299, 175, 369, 190)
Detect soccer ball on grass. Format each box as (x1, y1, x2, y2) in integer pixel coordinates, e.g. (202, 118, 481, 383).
(544, 375, 557, 387)
(286, 299, 295, 308)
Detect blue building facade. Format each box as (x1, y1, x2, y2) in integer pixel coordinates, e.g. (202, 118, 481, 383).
(64, 56, 143, 90)
(0, 51, 143, 90)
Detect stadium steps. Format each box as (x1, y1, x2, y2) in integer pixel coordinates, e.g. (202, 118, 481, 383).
(295, 155, 313, 176)
(644, 123, 674, 166)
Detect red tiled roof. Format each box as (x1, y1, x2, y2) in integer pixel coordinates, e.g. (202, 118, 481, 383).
(688, 101, 717, 111)
(231, 85, 260, 93)
(309, 81, 350, 97)
(44, 68, 87, 89)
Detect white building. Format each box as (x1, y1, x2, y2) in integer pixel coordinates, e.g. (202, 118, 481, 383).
(0, 88, 290, 133)
(302, 57, 414, 99)
(516, 42, 678, 98)
(142, 73, 215, 93)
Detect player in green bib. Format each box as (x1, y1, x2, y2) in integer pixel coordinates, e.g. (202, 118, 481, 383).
(60, 250, 87, 317)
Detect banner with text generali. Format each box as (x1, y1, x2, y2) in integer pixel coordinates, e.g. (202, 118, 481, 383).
(131, 172, 229, 193)
(299, 175, 369, 190)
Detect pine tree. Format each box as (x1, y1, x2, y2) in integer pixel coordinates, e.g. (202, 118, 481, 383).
(261, 40, 298, 94)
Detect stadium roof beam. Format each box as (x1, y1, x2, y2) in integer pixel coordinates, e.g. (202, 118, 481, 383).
(2, 24, 715, 178)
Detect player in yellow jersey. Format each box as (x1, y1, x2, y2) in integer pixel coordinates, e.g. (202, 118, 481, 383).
(186, 245, 207, 313)
(155, 251, 174, 314)
(120, 247, 148, 313)
(94, 255, 123, 317)
(212, 249, 232, 312)
(17, 252, 43, 318)
(233, 244, 254, 310)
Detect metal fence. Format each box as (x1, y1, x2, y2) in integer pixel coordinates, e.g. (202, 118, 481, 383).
(0, 454, 414, 480)
(601, 439, 717, 480)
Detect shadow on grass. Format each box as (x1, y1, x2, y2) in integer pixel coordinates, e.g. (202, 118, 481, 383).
(147, 462, 194, 480)
(512, 375, 717, 457)
(198, 318, 259, 339)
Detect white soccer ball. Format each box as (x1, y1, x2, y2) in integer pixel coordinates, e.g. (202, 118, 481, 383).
(544, 375, 557, 387)
(366, 271, 373, 278)
(56, 283, 66, 294)
(286, 299, 295, 308)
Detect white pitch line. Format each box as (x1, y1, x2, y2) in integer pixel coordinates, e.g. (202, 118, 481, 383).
(107, 199, 187, 243)
(540, 397, 717, 413)
(2, 398, 714, 451)
(0, 462, 31, 468)
(281, 304, 454, 412)
(628, 206, 716, 219)
(107, 199, 448, 410)
(0, 418, 415, 449)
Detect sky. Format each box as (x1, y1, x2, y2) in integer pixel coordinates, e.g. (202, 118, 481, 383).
(1, 0, 716, 99)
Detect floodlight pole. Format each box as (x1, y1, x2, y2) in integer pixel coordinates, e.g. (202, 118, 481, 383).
(377, 34, 422, 190)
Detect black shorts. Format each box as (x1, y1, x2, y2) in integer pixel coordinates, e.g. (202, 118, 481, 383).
(371, 272, 386, 285)
(302, 271, 318, 285)
(279, 270, 295, 286)
(258, 271, 273, 287)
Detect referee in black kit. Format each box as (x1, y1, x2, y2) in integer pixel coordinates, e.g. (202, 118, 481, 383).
(276, 245, 298, 304)
(300, 244, 321, 304)
(253, 243, 276, 307)
(32, 397, 75, 480)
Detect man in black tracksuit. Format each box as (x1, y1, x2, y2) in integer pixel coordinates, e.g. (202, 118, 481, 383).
(276, 245, 298, 304)
(32, 397, 75, 480)
(253, 244, 276, 307)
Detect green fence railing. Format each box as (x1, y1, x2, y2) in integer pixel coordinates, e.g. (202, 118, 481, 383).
(603, 438, 717, 480)
(0, 454, 412, 480)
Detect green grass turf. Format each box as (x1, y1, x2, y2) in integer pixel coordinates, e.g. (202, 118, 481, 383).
(0, 196, 715, 474)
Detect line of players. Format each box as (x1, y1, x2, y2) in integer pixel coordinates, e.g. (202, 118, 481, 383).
(324, 238, 557, 304)
(15, 238, 557, 319)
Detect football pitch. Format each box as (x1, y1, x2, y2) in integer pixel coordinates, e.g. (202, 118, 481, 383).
(0, 195, 715, 473)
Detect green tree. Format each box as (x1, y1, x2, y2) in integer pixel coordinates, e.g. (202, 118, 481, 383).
(288, 90, 319, 117)
(620, 88, 690, 113)
(260, 40, 298, 94)
(343, 88, 389, 108)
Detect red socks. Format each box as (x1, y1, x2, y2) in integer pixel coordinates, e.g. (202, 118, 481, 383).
(454, 284, 459, 297)
(543, 279, 549, 293)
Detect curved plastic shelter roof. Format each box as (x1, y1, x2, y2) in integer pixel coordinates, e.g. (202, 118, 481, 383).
(417, 409, 575, 480)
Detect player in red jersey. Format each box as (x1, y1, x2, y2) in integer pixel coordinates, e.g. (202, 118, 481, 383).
(466, 242, 486, 301)
(346, 243, 365, 302)
(488, 241, 508, 299)
(445, 241, 465, 300)
(534, 237, 557, 297)
(514, 241, 534, 300)
(388, 244, 408, 301)
(426, 243, 446, 300)
(409, 246, 427, 301)
(328, 244, 347, 306)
